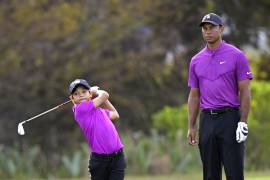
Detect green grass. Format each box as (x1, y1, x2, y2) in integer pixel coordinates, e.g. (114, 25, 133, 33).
(125, 171, 270, 180)
(54, 174, 270, 180)
(126, 174, 200, 180)
(17, 171, 270, 180)
(126, 176, 270, 180)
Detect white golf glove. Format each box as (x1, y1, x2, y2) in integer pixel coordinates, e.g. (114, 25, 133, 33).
(91, 86, 100, 92)
(236, 122, 248, 143)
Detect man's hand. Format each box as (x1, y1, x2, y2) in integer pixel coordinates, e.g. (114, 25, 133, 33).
(236, 122, 248, 143)
(187, 127, 198, 145)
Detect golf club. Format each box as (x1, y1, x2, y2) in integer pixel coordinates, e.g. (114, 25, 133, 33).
(17, 100, 72, 136)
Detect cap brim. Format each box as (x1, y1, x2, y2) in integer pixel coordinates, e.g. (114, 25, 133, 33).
(199, 21, 219, 27)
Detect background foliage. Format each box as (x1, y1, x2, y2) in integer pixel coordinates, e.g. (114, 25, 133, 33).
(1, 0, 270, 178)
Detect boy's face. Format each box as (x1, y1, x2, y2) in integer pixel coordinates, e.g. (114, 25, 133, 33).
(69, 86, 92, 104)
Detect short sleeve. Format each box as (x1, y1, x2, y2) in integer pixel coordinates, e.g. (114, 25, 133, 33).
(236, 52, 253, 81)
(103, 109, 110, 119)
(73, 101, 95, 121)
(188, 59, 199, 88)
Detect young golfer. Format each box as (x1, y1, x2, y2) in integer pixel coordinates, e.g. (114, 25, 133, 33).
(69, 79, 126, 180)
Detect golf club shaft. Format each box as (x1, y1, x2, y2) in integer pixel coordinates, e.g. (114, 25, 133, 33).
(22, 100, 72, 124)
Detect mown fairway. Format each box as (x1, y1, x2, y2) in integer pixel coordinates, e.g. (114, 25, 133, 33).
(126, 176, 270, 180)
(31, 171, 270, 180)
(126, 171, 270, 180)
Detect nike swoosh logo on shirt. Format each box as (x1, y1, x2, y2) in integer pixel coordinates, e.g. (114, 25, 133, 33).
(246, 72, 252, 75)
(219, 61, 226, 64)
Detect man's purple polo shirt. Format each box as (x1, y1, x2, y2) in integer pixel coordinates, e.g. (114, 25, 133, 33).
(188, 41, 253, 109)
(72, 101, 124, 154)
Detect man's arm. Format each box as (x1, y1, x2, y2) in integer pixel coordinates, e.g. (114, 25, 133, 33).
(102, 100, 120, 121)
(238, 80, 251, 123)
(188, 88, 200, 129)
(187, 88, 200, 145)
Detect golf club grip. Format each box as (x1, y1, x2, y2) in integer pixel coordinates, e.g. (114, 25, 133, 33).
(24, 100, 71, 123)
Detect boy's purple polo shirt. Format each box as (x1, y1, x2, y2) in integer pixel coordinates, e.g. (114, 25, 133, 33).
(188, 42, 253, 109)
(72, 101, 124, 154)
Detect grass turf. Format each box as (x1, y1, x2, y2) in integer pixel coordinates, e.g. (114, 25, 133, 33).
(126, 171, 270, 180)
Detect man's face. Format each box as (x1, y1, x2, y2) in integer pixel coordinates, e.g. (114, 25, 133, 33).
(70, 86, 91, 104)
(201, 23, 223, 44)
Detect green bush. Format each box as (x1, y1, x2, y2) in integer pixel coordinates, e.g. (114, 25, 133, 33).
(151, 105, 188, 139)
(0, 145, 40, 179)
(1, 133, 200, 179)
(122, 129, 200, 175)
(246, 81, 270, 170)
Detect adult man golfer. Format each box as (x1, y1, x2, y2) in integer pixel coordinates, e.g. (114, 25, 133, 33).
(187, 13, 253, 180)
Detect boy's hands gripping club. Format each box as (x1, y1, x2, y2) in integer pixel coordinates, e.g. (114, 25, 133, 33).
(236, 122, 248, 143)
(90, 86, 100, 98)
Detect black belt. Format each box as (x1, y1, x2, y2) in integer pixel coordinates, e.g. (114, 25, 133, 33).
(202, 107, 238, 115)
(92, 148, 123, 158)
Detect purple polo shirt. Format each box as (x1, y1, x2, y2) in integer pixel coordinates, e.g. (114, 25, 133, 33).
(188, 42, 253, 109)
(72, 100, 124, 154)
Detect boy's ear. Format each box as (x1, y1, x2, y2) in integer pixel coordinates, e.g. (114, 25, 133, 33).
(69, 95, 76, 104)
(69, 95, 73, 100)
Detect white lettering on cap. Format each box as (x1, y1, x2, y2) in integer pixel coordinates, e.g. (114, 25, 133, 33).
(203, 14, 211, 21)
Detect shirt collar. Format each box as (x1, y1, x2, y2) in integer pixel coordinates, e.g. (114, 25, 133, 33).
(205, 41, 225, 55)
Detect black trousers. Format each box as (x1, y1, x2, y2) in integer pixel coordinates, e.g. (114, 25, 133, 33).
(88, 150, 126, 180)
(199, 108, 244, 180)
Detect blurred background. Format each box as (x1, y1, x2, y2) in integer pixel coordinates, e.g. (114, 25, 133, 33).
(1, 0, 270, 179)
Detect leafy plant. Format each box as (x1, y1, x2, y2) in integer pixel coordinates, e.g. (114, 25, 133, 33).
(152, 105, 188, 139)
(62, 151, 83, 177)
(246, 81, 270, 170)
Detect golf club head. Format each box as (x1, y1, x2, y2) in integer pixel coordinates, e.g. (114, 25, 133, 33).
(18, 123, 25, 135)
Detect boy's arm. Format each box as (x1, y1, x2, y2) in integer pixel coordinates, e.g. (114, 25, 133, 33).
(92, 90, 109, 108)
(102, 100, 120, 121)
(90, 86, 119, 120)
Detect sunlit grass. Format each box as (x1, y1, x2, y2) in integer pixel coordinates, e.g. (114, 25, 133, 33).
(126, 175, 270, 180)
(125, 171, 270, 180)
(15, 171, 270, 180)
(126, 174, 200, 180)
(60, 174, 270, 180)
(57, 172, 270, 180)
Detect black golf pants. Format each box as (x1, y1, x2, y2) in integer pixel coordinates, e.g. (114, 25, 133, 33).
(88, 150, 126, 180)
(199, 109, 244, 180)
